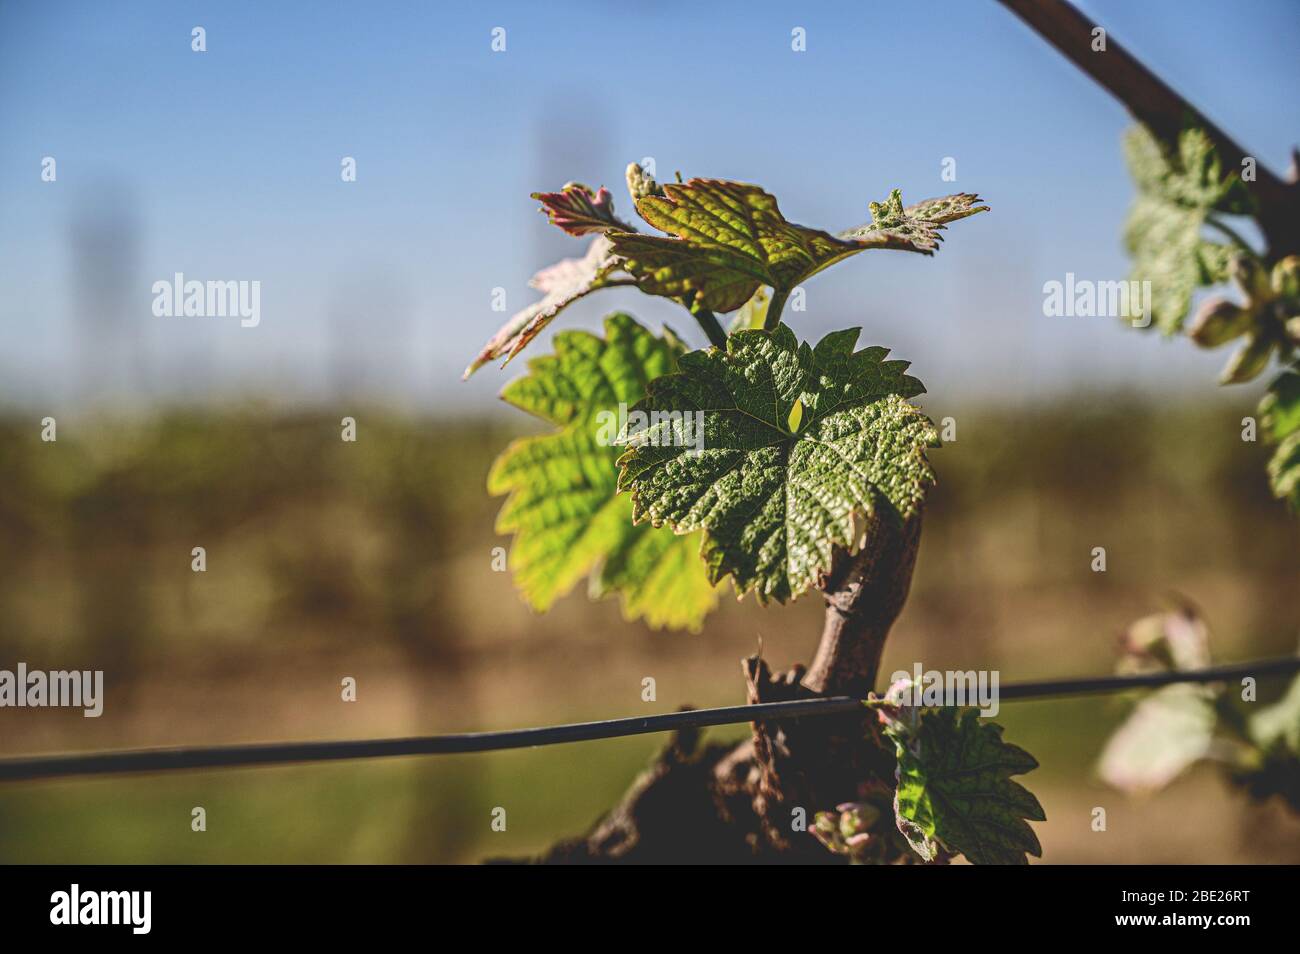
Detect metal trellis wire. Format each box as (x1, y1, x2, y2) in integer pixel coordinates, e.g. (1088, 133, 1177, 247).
(0, 656, 1296, 783)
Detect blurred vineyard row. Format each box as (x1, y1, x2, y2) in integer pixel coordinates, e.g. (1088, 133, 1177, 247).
(0, 397, 1297, 862)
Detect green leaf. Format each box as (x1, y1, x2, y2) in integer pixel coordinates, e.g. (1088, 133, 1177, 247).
(608, 179, 986, 314)
(838, 189, 990, 254)
(1197, 242, 1237, 285)
(1124, 198, 1216, 332)
(1125, 124, 1248, 211)
(488, 312, 717, 630)
(1261, 362, 1300, 512)
(1122, 124, 1251, 333)
(883, 706, 1044, 865)
(616, 324, 936, 604)
(1261, 365, 1300, 442)
(464, 236, 629, 378)
(588, 525, 713, 630)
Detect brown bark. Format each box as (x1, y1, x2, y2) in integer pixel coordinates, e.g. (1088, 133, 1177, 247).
(805, 514, 923, 697)
(509, 512, 924, 863)
(997, 0, 1300, 256)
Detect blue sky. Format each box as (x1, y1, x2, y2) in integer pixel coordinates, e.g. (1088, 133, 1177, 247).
(1, 0, 1297, 414)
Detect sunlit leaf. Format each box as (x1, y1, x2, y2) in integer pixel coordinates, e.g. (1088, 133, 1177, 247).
(488, 312, 717, 629)
(616, 324, 936, 603)
(608, 179, 986, 315)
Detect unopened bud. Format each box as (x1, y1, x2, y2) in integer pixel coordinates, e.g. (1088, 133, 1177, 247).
(1187, 298, 1251, 348)
(836, 801, 881, 835)
(1219, 333, 1275, 384)
(812, 801, 881, 859)
(625, 162, 660, 202)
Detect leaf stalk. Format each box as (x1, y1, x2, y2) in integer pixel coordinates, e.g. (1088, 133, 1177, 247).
(763, 286, 789, 331)
(691, 304, 728, 348)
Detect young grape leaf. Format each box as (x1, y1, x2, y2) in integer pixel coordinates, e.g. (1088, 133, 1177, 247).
(1122, 124, 1251, 334)
(838, 189, 989, 253)
(615, 323, 937, 604)
(1097, 684, 1219, 793)
(883, 706, 1044, 865)
(532, 182, 633, 236)
(488, 312, 717, 630)
(1098, 608, 1300, 810)
(607, 179, 986, 315)
(464, 236, 632, 378)
(1098, 608, 1219, 794)
(1117, 606, 1211, 673)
